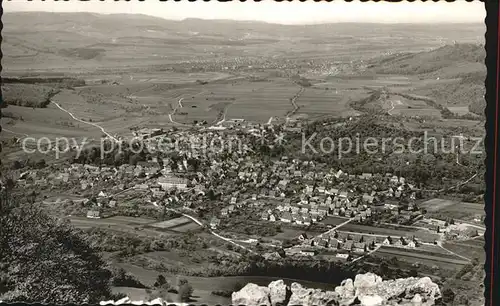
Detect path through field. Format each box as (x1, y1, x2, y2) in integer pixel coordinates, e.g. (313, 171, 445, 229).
(286, 87, 305, 119)
(51, 100, 118, 142)
(387, 100, 395, 115)
(168, 91, 207, 126)
(2, 128, 29, 143)
(350, 245, 382, 263)
(164, 207, 258, 255)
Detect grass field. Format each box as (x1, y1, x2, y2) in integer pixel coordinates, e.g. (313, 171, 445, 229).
(68, 216, 173, 237)
(294, 87, 357, 119)
(374, 245, 469, 271)
(443, 238, 485, 261)
(321, 216, 351, 226)
(270, 226, 323, 241)
(337, 223, 439, 243)
(150, 217, 193, 229)
(420, 198, 484, 221)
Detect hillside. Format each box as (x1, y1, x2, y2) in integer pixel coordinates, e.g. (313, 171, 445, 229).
(0, 191, 113, 303)
(3, 12, 484, 74)
(369, 44, 484, 75)
(367, 43, 485, 116)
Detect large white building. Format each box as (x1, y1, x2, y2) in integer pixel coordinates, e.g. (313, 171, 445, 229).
(158, 176, 188, 190)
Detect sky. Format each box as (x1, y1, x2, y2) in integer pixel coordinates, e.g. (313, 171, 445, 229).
(5, 1, 485, 25)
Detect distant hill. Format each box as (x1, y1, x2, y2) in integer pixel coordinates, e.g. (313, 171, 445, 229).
(368, 43, 485, 116)
(368, 43, 483, 75)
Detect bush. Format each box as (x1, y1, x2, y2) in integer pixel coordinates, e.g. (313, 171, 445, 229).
(178, 282, 194, 302)
(111, 268, 147, 288)
(211, 290, 232, 298)
(0, 193, 113, 303)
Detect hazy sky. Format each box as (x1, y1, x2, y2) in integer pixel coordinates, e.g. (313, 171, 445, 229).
(5, 0, 484, 25)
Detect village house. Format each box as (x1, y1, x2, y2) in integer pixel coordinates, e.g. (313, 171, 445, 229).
(86, 209, 101, 219)
(336, 253, 350, 260)
(158, 176, 188, 190)
(280, 212, 292, 223)
(210, 217, 221, 229)
(342, 241, 353, 252)
(300, 249, 317, 256)
(353, 242, 367, 254)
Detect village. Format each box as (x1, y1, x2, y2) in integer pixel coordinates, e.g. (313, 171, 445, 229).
(11, 117, 484, 268)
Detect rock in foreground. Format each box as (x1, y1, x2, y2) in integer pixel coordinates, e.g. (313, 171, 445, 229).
(231, 273, 442, 306)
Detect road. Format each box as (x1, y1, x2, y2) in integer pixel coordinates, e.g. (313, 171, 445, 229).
(319, 218, 354, 238)
(168, 97, 188, 126)
(214, 107, 228, 126)
(437, 243, 471, 262)
(350, 245, 382, 263)
(296, 218, 354, 249)
(168, 91, 206, 126)
(2, 128, 29, 143)
(286, 87, 305, 119)
(51, 100, 119, 142)
(165, 208, 258, 254)
(415, 171, 478, 193)
(387, 100, 395, 116)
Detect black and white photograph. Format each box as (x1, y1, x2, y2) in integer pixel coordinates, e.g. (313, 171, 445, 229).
(0, 1, 488, 306)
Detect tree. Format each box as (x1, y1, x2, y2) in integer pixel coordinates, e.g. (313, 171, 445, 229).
(11, 160, 22, 170)
(442, 288, 456, 303)
(178, 282, 193, 302)
(409, 267, 418, 277)
(0, 194, 112, 303)
(154, 275, 167, 288)
(35, 159, 46, 169)
(177, 278, 188, 287)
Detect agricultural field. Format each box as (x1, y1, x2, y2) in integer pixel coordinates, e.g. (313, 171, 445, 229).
(419, 198, 458, 212)
(150, 216, 202, 233)
(150, 217, 194, 229)
(420, 198, 484, 221)
(337, 223, 440, 243)
(442, 238, 485, 262)
(294, 87, 358, 119)
(373, 245, 469, 271)
(2, 83, 57, 108)
(321, 216, 351, 226)
(224, 81, 300, 122)
(68, 216, 173, 238)
(0, 103, 100, 139)
(270, 226, 323, 241)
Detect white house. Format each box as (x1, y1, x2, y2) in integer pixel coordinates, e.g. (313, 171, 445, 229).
(158, 176, 188, 190)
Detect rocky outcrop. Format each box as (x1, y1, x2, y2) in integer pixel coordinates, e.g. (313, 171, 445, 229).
(268, 280, 288, 306)
(231, 273, 442, 306)
(232, 283, 271, 306)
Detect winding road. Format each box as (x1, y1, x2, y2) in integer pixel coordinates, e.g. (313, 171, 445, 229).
(387, 100, 395, 116)
(168, 91, 207, 126)
(2, 128, 29, 143)
(286, 87, 305, 119)
(165, 208, 257, 254)
(51, 100, 118, 142)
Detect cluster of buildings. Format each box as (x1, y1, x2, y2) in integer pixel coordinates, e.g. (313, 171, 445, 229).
(288, 230, 423, 261)
(16, 120, 423, 242)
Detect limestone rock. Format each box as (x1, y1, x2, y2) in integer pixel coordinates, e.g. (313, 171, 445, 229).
(231, 273, 441, 306)
(335, 278, 356, 306)
(268, 280, 288, 306)
(288, 282, 314, 306)
(232, 283, 271, 306)
(308, 289, 339, 306)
